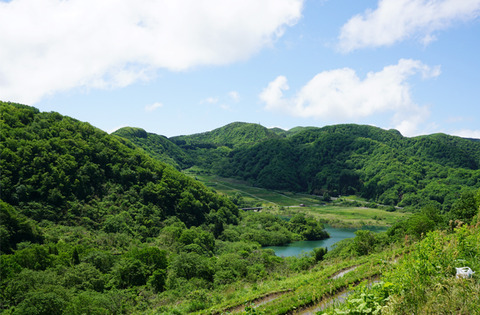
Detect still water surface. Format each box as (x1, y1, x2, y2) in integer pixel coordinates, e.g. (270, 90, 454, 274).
(265, 226, 387, 257)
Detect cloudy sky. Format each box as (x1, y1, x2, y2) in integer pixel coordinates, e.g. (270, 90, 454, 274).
(1, 0, 480, 138)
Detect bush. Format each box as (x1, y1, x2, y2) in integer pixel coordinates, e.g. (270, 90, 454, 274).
(112, 258, 148, 288)
(14, 286, 69, 315)
(148, 269, 167, 293)
(313, 247, 328, 262)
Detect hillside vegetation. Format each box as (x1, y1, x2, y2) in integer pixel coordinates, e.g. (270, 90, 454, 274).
(119, 122, 480, 211)
(112, 127, 193, 170)
(171, 122, 282, 148)
(322, 223, 480, 314)
(0, 102, 238, 235)
(2, 102, 480, 314)
(220, 124, 480, 210)
(0, 102, 331, 314)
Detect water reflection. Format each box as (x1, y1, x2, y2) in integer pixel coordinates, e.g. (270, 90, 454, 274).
(265, 226, 387, 257)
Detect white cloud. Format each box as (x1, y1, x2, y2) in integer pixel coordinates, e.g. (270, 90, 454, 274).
(145, 102, 163, 112)
(201, 91, 240, 109)
(260, 59, 440, 136)
(228, 91, 240, 102)
(0, 0, 303, 103)
(220, 103, 231, 111)
(338, 0, 480, 52)
(200, 97, 219, 105)
(452, 129, 480, 139)
(261, 76, 291, 111)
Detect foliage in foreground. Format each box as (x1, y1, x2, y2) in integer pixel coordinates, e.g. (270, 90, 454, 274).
(323, 222, 480, 314)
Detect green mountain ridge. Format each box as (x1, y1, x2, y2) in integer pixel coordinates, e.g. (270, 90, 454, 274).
(112, 127, 193, 170)
(170, 121, 283, 148)
(220, 124, 480, 209)
(114, 121, 480, 211)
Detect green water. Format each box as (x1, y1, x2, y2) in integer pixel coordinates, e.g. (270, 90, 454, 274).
(265, 226, 387, 257)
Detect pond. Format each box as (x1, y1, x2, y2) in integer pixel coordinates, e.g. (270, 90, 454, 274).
(265, 225, 387, 257)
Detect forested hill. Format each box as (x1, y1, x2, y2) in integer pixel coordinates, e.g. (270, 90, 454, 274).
(282, 124, 480, 169)
(0, 101, 238, 252)
(115, 121, 480, 211)
(112, 127, 193, 170)
(170, 121, 282, 148)
(218, 123, 480, 210)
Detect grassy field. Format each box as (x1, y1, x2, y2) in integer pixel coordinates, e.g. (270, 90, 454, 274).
(185, 170, 410, 227)
(185, 170, 321, 207)
(305, 205, 408, 227)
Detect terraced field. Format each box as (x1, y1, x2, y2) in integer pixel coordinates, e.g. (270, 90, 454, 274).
(186, 171, 409, 227)
(193, 248, 403, 314)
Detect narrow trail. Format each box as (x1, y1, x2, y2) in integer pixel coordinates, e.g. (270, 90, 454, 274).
(220, 290, 292, 314)
(329, 265, 359, 280)
(295, 276, 381, 315)
(220, 265, 366, 314)
(296, 290, 352, 315)
(221, 255, 401, 314)
(272, 191, 308, 204)
(295, 257, 401, 314)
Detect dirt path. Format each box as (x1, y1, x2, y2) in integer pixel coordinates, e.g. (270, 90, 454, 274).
(294, 257, 403, 314)
(329, 265, 359, 280)
(220, 265, 364, 314)
(220, 290, 292, 314)
(295, 276, 380, 315)
(296, 290, 352, 315)
(218, 257, 398, 314)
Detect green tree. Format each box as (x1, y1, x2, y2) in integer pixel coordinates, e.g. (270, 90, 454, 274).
(112, 258, 147, 288)
(352, 230, 377, 256)
(14, 287, 68, 315)
(450, 191, 478, 223)
(148, 269, 167, 293)
(72, 247, 80, 265)
(313, 247, 328, 262)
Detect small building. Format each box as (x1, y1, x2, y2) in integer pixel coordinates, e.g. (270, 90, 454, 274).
(240, 207, 263, 212)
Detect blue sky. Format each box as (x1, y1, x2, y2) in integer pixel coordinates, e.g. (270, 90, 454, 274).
(1, 0, 480, 138)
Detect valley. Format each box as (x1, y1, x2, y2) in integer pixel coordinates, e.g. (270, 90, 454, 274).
(185, 171, 409, 228)
(1, 102, 480, 314)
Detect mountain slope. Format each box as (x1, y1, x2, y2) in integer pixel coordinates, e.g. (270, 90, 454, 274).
(0, 101, 238, 247)
(214, 123, 480, 209)
(406, 133, 480, 169)
(99, 120, 480, 211)
(112, 127, 193, 169)
(170, 121, 283, 148)
(1, 102, 334, 314)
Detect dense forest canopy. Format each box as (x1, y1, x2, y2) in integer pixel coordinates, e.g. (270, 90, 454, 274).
(0, 102, 480, 314)
(219, 125, 480, 210)
(0, 101, 241, 249)
(170, 121, 283, 148)
(112, 127, 193, 170)
(1, 101, 479, 314)
(115, 120, 480, 211)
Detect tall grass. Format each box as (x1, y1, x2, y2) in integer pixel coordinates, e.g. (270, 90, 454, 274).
(322, 225, 480, 314)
